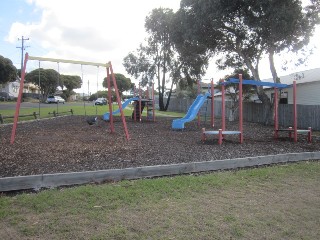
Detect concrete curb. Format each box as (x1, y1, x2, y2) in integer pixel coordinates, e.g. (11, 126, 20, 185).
(1, 151, 319, 192)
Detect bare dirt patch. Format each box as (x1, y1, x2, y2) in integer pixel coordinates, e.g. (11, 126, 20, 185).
(1, 115, 319, 177)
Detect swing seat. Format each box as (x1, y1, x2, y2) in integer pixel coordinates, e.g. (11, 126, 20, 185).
(87, 116, 97, 125)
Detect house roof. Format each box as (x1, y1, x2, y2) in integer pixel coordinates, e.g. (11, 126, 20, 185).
(262, 67, 320, 85)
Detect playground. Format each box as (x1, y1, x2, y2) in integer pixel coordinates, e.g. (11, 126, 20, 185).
(1, 115, 319, 178)
(1, 55, 319, 185)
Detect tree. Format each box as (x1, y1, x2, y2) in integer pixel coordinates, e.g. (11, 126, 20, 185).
(243, 0, 320, 82)
(178, 0, 319, 124)
(60, 74, 82, 100)
(25, 68, 59, 101)
(124, 8, 175, 111)
(124, 8, 209, 111)
(0, 55, 17, 84)
(102, 73, 132, 98)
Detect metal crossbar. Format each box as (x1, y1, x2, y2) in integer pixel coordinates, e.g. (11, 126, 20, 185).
(28, 55, 110, 68)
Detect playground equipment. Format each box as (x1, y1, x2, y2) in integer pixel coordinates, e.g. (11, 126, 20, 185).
(102, 82, 155, 122)
(172, 79, 214, 130)
(103, 97, 139, 121)
(201, 75, 306, 145)
(132, 82, 156, 122)
(202, 74, 244, 145)
(274, 80, 312, 143)
(172, 92, 211, 129)
(10, 53, 129, 144)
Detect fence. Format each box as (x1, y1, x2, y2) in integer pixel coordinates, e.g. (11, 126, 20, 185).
(0, 109, 74, 124)
(0, 112, 39, 124)
(48, 109, 74, 117)
(165, 97, 320, 130)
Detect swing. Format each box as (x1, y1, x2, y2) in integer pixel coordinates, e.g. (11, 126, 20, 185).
(83, 65, 101, 125)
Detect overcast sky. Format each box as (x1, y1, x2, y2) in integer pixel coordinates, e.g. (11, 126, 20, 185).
(0, 0, 319, 94)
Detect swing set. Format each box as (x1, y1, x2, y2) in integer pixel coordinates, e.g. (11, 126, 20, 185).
(10, 53, 129, 144)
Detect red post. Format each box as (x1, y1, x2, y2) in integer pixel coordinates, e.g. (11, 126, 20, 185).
(133, 84, 137, 121)
(139, 82, 142, 122)
(197, 79, 201, 127)
(211, 79, 214, 127)
(221, 79, 225, 131)
(289, 127, 293, 139)
(274, 87, 279, 139)
(146, 86, 150, 121)
(106, 67, 114, 133)
(293, 81, 297, 142)
(308, 127, 312, 143)
(218, 129, 223, 145)
(109, 62, 130, 140)
(201, 128, 206, 142)
(10, 53, 29, 144)
(239, 74, 243, 143)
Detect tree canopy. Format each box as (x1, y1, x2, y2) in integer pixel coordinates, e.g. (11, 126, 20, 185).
(60, 74, 82, 100)
(25, 68, 59, 101)
(103, 73, 132, 98)
(123, 8, 209, 111)
(0, 55, 17, 84)
(177, 0, 319, 123)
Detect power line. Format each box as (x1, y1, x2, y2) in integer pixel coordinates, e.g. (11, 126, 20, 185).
(16, 36, 30, 71)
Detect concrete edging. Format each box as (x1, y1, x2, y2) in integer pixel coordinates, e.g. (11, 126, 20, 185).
(1, 151, 319, 192)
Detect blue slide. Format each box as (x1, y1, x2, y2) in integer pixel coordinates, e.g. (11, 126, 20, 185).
(172, 92, 211, 129)
(103, 97, 139, 121)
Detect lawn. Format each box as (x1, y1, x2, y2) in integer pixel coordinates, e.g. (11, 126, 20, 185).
(0, 102, 184, 123)
(0, 161, 319, 239)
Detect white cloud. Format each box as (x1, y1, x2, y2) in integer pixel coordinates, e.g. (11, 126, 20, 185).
(6, 0, 180, 93)
(6, 0, 320, 92)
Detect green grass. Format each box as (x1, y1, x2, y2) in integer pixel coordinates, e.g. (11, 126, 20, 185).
(0, 161, 319, 239)
(0, 102, 184, 123)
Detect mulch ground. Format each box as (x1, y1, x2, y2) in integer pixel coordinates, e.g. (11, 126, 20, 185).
(0, 115, 319, 178)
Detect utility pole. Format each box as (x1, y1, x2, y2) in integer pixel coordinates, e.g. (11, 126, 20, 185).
(16, 36, 30, 72)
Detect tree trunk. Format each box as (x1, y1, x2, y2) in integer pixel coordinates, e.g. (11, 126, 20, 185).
(157, 63, 165, 111)
(268, 49, 279, 126)
(243, 57, 272, 125)
(269, 49, 279, 83)
(159, 92, 165, 110)
(257, 88, 272, 125)
(159, 54, 167, 111)
(164, 78, 174, 111)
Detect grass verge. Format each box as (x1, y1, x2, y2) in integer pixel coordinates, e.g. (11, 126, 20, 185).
(0, 103, 184, 123)
(0, 161, 319, 239)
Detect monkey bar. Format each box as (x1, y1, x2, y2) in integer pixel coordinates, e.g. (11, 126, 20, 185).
(202, 74, 244, 145)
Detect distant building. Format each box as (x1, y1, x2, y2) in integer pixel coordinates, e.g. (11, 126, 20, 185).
(263, 68, 320, 105)
(0, 78, 40, 100)
(0, 79, 20, 100)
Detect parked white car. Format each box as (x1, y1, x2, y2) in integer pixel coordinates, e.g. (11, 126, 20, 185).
(94, 98, 107, 105)
(47, 96, 65, 104)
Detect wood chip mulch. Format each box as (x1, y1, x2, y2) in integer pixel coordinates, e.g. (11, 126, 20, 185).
(1, 116, 319, 178)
